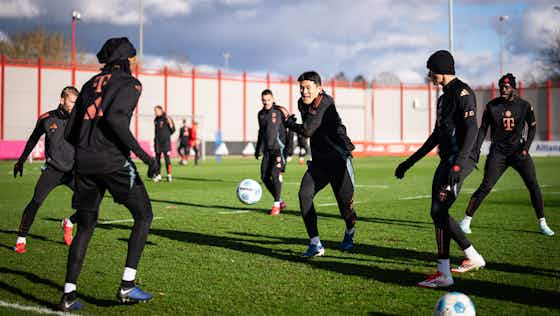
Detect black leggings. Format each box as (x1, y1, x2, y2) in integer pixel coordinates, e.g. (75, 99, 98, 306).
(260, 152, 284, 202)
(156, 151, 171, 175)
(18, 166, 77, 237)
(65, 166, 153, 284)
(298, 158, 356, 238)
(466, 150, 544, 219)
(431, 160, 475, 259)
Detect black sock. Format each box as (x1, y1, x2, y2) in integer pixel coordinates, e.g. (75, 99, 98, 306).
(121, 280, 135, 289)
(64, 291, 77, 301)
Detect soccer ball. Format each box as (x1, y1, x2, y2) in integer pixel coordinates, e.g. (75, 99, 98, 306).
(434, 292, 476, 316)
(236, 179, 262, 205)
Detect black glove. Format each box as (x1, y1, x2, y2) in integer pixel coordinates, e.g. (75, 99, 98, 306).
(448, 164, 461, 186)
(146, 158, 158, 178)
(284, 114, 297, 129)
(254, 151, 260, 160)
(13, 160, 23, 178)
(394, 160, 413, 179)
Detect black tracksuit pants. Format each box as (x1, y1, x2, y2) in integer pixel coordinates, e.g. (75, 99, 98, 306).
(466, 150, 544, 219)
(260, 151, 284, 202)
(18, 165, 78, 237)
(298, 157, 356, 239)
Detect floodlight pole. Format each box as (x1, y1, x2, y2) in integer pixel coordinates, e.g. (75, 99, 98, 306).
(448, 0, 454, 52)
(139, 0, 144, 65)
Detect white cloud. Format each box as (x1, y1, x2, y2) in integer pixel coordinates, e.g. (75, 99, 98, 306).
(0, 0, 40, 18)
(77, 0, 192, 25)
(0, 30, 10, 43)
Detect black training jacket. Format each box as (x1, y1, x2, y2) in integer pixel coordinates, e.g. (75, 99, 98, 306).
(18, 105, 75, 172)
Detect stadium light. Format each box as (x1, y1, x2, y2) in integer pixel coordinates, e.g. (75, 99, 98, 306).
(223, 51, 232, 72)
(71, 11, 81, 70)
(498, 15, 509, 76)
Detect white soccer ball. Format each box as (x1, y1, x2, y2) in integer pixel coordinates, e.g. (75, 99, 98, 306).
(434, 292, 476, 316)
(236, 179, 262, 205)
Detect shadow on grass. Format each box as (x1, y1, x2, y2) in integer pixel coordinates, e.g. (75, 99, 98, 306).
(95, 223, 560, 309)
(0, 229, 65, 246)
(149, 198, 270, 213)
(0, 267, 120, 308)
(230, 232, 560, 279)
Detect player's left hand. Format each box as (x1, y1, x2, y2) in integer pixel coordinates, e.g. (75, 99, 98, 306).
(448, 164, 461, 186)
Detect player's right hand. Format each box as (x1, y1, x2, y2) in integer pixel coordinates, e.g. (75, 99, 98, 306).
(395, 161, 411, 179)
(284, 114, 297, 128)
(254, 152, 260, 160)
(146, 158, 158, 178)
(13, 161, 23, 178)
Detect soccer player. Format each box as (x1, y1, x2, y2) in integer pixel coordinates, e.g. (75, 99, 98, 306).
(296, 135, 309, 165)
(13, 86, 80, 252)
(177, 119, 190, 165)
(255, 89, 291, 215)
(284, 71, 357, 257)
(153, 105, 175, 182)
(459, 73, 555, 236)
(59, 37, 158, 311)
(394, 50, 485, 288)
(188, 121, 200, 165)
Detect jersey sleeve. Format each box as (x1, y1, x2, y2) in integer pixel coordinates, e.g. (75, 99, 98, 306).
(18, 117, 45, 163)
(455, 89, 478, 167)
(255, 112, 264, 154)
(472, 103, 491, 160)
(105, 81, 152, 164)
(289, 97, 330, 137)
(524, 101, 537, 151)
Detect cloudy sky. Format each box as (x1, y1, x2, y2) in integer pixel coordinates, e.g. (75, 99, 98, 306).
(0, 0, 559, 84)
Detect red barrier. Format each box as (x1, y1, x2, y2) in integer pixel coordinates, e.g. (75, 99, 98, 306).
(217, 69, 222, 131)
(163, 66, 168, 112)
(547, 80, 551, 141)
(37, 57, 42, 118)
(1, 54, 4, 140)
(242, 71, 247, 142)
(191, 67, 196, 124)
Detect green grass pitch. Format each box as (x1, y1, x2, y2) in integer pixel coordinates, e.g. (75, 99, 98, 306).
(0, 156, 559, 315)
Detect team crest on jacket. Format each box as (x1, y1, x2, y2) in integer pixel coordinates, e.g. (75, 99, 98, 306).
(48, 122, 58, 131)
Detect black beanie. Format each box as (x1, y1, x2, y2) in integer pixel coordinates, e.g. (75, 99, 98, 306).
(427, 50, 455, 75)
(97, 37, 136, 64)
(498, 73, 516, 89)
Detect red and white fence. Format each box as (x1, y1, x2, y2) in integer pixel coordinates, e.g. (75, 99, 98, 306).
(0, 55, 558, 158)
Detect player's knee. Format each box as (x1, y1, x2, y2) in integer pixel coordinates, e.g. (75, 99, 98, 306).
(298, 186, 313, 202)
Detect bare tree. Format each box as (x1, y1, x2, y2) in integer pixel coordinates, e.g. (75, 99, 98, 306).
(353, 74, 366, 83)
(540, 31, 560, 80)
(374, 71, 400, 85)
(0, 28, 70, 62)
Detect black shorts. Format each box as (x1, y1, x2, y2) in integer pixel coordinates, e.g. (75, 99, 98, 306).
(76, 160, 144, 211)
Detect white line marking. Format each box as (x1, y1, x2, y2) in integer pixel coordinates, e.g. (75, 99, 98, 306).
(218, 211, 250, 214)
(543, 192, 560, 195)
(398, 195, 431, 200)
(98, 216, 163, 224)
(0, 300, 80, 316)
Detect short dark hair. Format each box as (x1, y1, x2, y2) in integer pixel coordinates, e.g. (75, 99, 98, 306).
(154, 105, 164, 111)
(61, 86, 79, 98)
(297, 71, 322, 86)
(261, 89, 273, 97)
